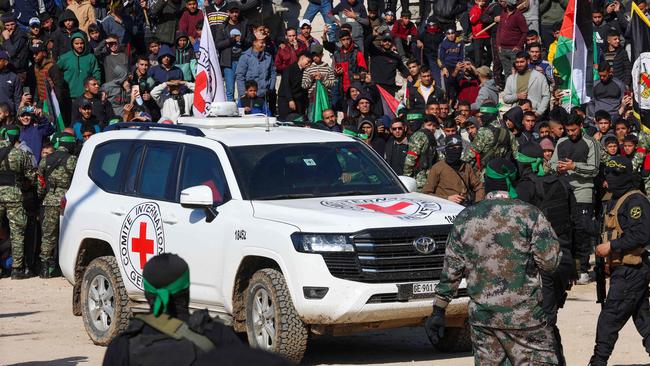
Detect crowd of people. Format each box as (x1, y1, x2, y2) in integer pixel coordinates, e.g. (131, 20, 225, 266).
(0, 0, 648, 363)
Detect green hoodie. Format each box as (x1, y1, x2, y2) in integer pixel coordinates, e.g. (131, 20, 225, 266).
(56, 32, 101, 98)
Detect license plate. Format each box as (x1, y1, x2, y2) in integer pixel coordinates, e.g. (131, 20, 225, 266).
(396, 281, 438, 301)
(413, 282, 436, 294)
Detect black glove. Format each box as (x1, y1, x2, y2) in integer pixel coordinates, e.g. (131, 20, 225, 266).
(424, 306, 445, 345)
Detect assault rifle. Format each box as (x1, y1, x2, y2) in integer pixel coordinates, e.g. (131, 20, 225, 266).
(595, 211, 608, 308)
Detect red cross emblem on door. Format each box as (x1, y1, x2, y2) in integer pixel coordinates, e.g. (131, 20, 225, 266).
(131, 222, 154, 269)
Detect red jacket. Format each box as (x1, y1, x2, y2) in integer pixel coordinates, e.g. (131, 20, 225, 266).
(178, 9, 204, 40)
(274, 40, 307, 73)
(333, 43, 367, 93)
(469, 5, 489, 39)
(391, 21, 418, 41)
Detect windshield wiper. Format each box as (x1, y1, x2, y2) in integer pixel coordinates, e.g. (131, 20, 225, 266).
(256, 193, 316, 200)
(329, 190, 374, 197)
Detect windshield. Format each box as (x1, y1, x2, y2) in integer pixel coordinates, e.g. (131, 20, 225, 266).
(229, 142, 406, 200)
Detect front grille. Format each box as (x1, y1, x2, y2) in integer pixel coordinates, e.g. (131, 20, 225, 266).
(365, 288, 469, 304)
(321, 225, 451, 283)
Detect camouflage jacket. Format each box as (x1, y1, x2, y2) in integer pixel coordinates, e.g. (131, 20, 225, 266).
(403, 129, 438, 177)
(433, 191, 561, 329)
(0, 141, 37, 203)
(38, 147, 78, 206)
(461, 121, 519, 172)
(632, 130, 650, 172)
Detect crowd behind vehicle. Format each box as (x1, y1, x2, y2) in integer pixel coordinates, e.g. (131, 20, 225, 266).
(0, 0, 649, 363)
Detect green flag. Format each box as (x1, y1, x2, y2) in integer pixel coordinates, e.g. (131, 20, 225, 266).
(308, 80, 330, 123)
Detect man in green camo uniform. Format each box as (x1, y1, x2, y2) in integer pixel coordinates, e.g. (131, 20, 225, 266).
(1, 126, 37, 279)
(403, 114, 438, 191)
(37, 134, 77, 278)
(461, 102, 519, 176)
(425, 158, 561, 365)
(632, 130, 650, 193)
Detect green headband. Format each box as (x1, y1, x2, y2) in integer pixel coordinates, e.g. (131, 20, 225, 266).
(485, 165, 518, 198)
(406, 113, 424, 121)
(143, 270, 190, 317)
(479, 106, 499, 114)
(59, 135, 76, 143)
(516, 152, 545, 176)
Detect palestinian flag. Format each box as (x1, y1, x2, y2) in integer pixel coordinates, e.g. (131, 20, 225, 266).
(553, 0, 592, 109)
(42, 80, 65, 135)
(376, 84, 400, 118)
(631, 2, 650, 130)
(308, 80, 330, 123)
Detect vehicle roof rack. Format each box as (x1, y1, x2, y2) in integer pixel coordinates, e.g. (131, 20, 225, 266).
(104, 122, 205, 137)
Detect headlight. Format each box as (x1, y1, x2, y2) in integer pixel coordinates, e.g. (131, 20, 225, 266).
(291, 233, 354, 253)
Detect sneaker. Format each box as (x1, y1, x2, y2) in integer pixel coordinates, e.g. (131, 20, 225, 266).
(576, 272, 591, 285)
(11, 268, 28, 280)
(39, 266, 52, 279)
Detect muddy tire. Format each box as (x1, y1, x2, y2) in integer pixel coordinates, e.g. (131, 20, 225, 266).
(80, 256, 130, 345)
(434, 324, 473, 353)
(245, 268, 308, 363)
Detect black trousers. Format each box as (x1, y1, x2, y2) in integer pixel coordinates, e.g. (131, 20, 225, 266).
(570, 197, 594, 273)
(541, 247, 573, 366)
(590, 262, 650, 364)
(472, 38, 492, 67)
(277, 96, 307, 121)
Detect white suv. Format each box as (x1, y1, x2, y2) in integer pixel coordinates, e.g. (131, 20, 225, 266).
(59, 115, 469, 362)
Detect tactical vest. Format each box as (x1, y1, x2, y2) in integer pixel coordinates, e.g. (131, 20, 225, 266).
(0, 146, 17, 187)
(414, 128, 437, 173)
(480, 125, 512, 168)
(43, 151, 72, 192)
(128, 314, 216, 366)
(603, 190, 647, 267)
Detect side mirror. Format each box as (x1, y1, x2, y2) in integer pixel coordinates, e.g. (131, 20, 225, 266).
(180, 185, 218, 222)
(398, 176, 418, 193)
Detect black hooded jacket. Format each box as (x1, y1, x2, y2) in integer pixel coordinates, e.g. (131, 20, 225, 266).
(50, 9, 80, 59)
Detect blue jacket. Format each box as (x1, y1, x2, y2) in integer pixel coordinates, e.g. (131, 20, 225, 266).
(72, 120, 102, 141)
(235, 48, 276, 98)
(13, 0, 56, 27)
(19, 118, 55, 164)
(237, 96, 271, 116)
(148, 45, 184, 84)
(0, 69, 22, 114)
(438, 38, 464, 70)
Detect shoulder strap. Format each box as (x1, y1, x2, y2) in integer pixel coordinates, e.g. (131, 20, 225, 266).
(45, 151, 69, 178)
(610, 190, 644, 230)
(135, 314, 216, 353)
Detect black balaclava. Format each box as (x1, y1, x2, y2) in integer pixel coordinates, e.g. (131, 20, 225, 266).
(57, 133, 77, 153)
(605, 156, 637, 198)
(143, 253, 191, 321)
(516, 142, 545, 178)
(484, 158, 518, 198)
(444, 134, 463, 170)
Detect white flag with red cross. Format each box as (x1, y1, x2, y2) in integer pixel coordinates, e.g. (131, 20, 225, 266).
(193, 13, 226, 116)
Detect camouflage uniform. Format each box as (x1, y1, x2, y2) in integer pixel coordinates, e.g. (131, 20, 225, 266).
(403, 129, 438, 190)
(461, 121, 519, 176)
(0, 140, 37, 270)
(632, 130, 650, 193)
(433, 190, 561, 365)
(38, 147, 77, 270)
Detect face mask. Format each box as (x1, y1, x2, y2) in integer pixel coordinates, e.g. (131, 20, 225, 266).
(445, 147, 463, 168)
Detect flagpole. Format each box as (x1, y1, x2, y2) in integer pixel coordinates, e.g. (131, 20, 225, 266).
(568, 0, 576, 110)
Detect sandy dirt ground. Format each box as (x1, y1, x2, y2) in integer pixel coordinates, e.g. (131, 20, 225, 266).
(1, 277, 648, 365)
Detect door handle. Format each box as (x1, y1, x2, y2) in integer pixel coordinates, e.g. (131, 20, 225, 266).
(163, 215, 178, 225)
(110, 208, 126, 216)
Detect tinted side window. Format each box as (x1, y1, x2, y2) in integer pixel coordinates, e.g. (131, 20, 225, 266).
(89, 141, 133, 193)
(124, 145, 144, 194)
(138, 144, 179, 201)
(179, 145, 230, 206)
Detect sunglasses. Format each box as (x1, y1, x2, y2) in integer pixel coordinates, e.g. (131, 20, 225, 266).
(391, 127, 404, 131)
(106, 42, 118, 46)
